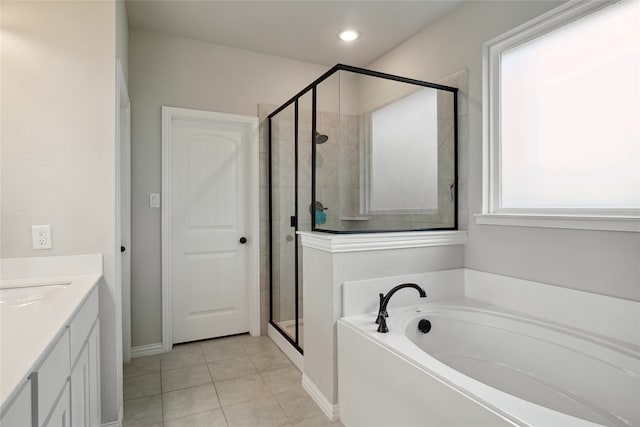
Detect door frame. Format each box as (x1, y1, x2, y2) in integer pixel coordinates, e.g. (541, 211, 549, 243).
(116, 61, 132, 365)
(114, 59, 129, 421)
(161, 106, 260, 352)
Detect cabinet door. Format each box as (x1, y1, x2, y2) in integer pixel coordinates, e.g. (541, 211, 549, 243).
(0, 380, 32, 427)
(37, 330, 70, 427)
(43, 381, 70, 427)
(70, 345, 90, 427)
(88, 320, 100, 427)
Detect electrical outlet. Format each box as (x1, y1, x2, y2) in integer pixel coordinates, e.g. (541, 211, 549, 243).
(32, 225, 52, 250)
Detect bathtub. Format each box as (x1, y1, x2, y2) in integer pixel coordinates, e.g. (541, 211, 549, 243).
(337, 298, 640, 427)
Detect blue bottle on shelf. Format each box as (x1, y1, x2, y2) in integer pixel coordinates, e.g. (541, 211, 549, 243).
(315, 209, 326, 225)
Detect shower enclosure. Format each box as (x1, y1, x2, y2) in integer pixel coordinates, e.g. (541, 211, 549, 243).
(269, 64, 458, 352)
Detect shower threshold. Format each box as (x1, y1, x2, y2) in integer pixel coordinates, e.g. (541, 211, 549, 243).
(276, 318, 304, 345)
(268, 320, 304, 370)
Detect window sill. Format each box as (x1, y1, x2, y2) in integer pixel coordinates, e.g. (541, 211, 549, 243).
(474, 213, 639, 232)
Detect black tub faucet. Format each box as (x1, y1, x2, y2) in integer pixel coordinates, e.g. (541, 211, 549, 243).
(376, 283, 427, 333)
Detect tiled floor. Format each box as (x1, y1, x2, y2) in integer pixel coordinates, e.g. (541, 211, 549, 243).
(123, 334, 345, 427)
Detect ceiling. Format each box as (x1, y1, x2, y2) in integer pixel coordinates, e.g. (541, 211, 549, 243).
(126, 1, 463, 67)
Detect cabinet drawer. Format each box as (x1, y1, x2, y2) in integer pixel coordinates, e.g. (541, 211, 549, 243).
(69, 287, 98, 365)
(37, 330, 70, 427)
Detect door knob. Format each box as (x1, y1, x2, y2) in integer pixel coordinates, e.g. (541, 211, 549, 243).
(121, 246, 126, 253)
(239, 237, 247, 244)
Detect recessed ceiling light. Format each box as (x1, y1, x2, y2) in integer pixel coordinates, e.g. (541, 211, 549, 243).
(339, 30, 359, 42)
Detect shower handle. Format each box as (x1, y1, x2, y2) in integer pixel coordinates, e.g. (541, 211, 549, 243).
(309, 201, 328, 215)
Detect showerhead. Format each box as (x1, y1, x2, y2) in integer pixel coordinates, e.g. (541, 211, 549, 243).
(315, 131, 329, 144)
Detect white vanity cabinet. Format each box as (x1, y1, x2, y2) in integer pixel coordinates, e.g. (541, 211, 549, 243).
(40, 286, 100, 427)
(36, 330, 70, 427)
(0, 381, 32, 427)
(68, 286, 100, 427)
(0, 255, 103, 427)
(42, 382, 70, 427)
(70, 321, 100, 427)
(1, 285, 100, 427)
(87, 321, 100, 426)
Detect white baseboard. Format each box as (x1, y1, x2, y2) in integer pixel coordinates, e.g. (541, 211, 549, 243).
(301, 373, 340, 422)
(102, 421, 121, 427)
(131, 343, 163, 358)
(268, 323, 303, 371)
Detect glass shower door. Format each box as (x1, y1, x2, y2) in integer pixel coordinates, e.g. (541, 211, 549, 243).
(295, 92, 313, 349)
(270, 104, 297, 346)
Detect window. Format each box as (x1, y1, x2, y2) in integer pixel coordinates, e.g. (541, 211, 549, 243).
(480, 0, 640, 232)
(370, 88, 438, 212)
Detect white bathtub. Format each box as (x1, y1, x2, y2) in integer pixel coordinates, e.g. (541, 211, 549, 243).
(337, 298, 640, 427)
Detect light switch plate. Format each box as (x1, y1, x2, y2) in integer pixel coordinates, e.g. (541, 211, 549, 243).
(150, 193, 160, 208)
(32, 225, 52, 250)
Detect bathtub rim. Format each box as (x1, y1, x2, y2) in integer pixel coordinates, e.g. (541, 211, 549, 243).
(400, 301, 640, 362)
(338, 298, 635, 427)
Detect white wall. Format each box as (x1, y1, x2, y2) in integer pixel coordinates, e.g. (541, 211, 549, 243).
(116, 0, 129, 84)
(129, 28, 328, 346)
(367, 1, 639, 302)
(0, 1, 120, 423)
(302, 241, 464, 409)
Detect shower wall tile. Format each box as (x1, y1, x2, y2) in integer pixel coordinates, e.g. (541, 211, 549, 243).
(272, 138, 295, 188)
(270, 251, 280, 317)
(338, 113, 360, 221)
(298, 107, 312, 125)
(437, 70, 469, 229)
(259, 151, 267, 188)
(437, 87, 456, 229)
(331, 70, 467, 232)
(345, 115, 359, 145)
(259, 190, 268, 256)
(298, 188, 312, 230)
(260, 286, 270, 336)
(271, 114, 294, 140)
(298, 154, 312, 192)
(317, 111, 338, 135)
(278, 252, 296, 322)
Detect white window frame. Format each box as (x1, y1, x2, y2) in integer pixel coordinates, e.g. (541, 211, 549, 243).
(477, 0, 640, 232)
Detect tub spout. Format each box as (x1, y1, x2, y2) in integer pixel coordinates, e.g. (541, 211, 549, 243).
(376, 283, 427, 333)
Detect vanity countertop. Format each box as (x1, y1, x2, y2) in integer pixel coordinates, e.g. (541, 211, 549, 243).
(0, 255, 102, 412)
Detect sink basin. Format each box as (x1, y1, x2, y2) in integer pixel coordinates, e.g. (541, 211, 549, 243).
(0, 283, 71, 308)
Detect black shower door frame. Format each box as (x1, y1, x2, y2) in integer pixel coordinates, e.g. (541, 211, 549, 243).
(267, 64, 459, 353)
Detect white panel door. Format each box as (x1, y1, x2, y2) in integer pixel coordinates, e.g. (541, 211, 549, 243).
(169, 109, 252, 343)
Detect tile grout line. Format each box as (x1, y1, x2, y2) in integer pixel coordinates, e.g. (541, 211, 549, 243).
(125, 336, 312, 426)
(164, 342, 226, 426)
(273, 391, 296, 426)
(159, 387, 164, 427)
(205, 340, 231, 427)
(159, 350, 165, 422)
